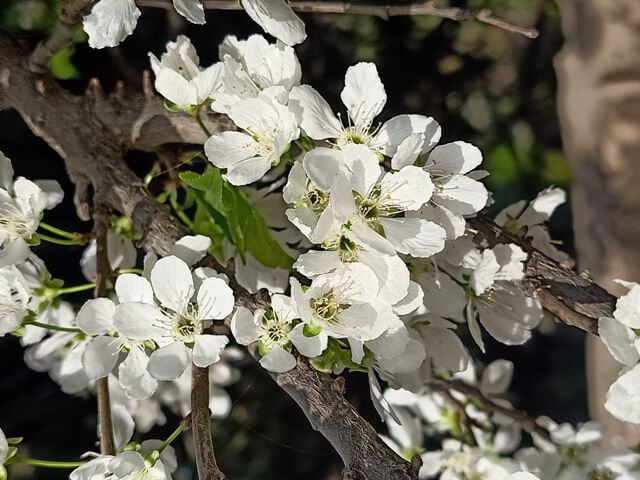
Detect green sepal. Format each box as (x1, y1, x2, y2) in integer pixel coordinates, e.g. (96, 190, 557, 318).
(25, 234, 41, 246)
(0, 464, 7, 480)
(163, 100, 181, 113)
(6, 437, 23, 445)
(258, 339, 270, 356)
(303, 323, 322, 338)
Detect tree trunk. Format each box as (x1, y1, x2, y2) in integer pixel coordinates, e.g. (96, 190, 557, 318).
(554, 0, 640, 447)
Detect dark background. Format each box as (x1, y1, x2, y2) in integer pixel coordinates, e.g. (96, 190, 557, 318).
(0, 0, 586, 478)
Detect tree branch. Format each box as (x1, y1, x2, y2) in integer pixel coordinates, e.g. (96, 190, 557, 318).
(136, 0, 538, 38)
(93, 204, 116, 456)
(468, 215, 613, 335)
(428, 378, 552, 443)
(192, 364, 228, 480)
(29, 0, 98, 74)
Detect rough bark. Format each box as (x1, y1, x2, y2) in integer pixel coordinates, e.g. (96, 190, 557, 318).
(554, 0, 640, 448)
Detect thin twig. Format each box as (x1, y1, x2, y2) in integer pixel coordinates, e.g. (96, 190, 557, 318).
(29, 0, 98, 74)
(94, 205, 115, 456)
(429, 378, 552, 442)
(135, 0, 538, 38)
(191, 364, 228, 480)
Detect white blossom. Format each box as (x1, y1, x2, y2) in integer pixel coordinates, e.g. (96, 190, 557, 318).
(149, 36, 224, 110)
(290, 63, 440, 154)
(205, 93, 299, 185)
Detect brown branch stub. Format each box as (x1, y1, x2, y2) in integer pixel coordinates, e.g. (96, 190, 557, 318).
(29, 0, 98, 74)
(468, 215, 613, 335)
(94, 204, 116, 456)
(191, 363, 228, 480)
(135, 0, 538, 38)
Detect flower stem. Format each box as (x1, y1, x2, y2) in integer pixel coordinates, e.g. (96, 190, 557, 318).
(194, 107, 212, 137)
(58, 283, 96, 295)
(38, 222, 80, 240)
(37, 233, 83, 246)
(17, 457, 85, 469)
(23, 319, 83, 334)
(159, 423, 186, 453)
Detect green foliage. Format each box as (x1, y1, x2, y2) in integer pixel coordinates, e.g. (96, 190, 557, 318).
(310, 338, 372, 373)
(179, 169, 293, 269)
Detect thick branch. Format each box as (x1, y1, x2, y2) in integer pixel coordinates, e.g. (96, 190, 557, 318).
(468, 215, 613, 335)
(192, 364, 228, 480)
(29, 0, 98, 74)
(136, 0, 538, 38)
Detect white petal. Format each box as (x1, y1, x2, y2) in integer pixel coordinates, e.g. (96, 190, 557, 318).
(380, 166, 433, 211)
(148, 342, 190, 380)
(0, 238, 30, 267)
(480, 359, 514, 395)
(434, 174, 488, 215)
(392, 280, 423, 316)
(193, 334, 228, 367)
(172, 0, 205, 24)
(259, 345, 296, 372)
(390, 133, 425, 170)
(428, 141, 482, 174)
(169, 235, 212, 266)
(115, 274, 154, 304)
(380, 218, 446, 258)
(110, 404, 135, 452)
(197, 277, 234, 319)
(290, 323, 327, 357)
(271, 294, 299, 324)
(108, 451, 145, 477)
(150, 256, 195, 313)
(77, 298, 116, 335)
(289, 85, 342, 139)
(205, 131, 256, 170)
(230, 307, 261, 345)
(614, 282, 640, 329)
(374, 114, 441, 156)
(118, 348, 158, 399)
(302, 148, 343, 191)
(83, 0, 141, 49)
(0, 151, 14, 193)
(113, 302, 165, 340)
(358, 250, 410, 306)
(82, 336, 121, 379)
(605, 365, 640, 424)
(33, 180, 64, 209)
(293, 250, 341, 278)
(340, 62, 386, 129)
(242, 0, 306, 46)
(418, 203, 466, 240)
(598, 316, 640, 366)
(155, 68, 199, 108)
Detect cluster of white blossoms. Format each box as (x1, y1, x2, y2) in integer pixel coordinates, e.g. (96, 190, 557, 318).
(6, 12, 640, 478)
(83, 0, 305, 49)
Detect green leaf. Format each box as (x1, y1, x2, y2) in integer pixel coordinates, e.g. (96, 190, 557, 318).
(180, 169, 293, 269)
(49, 47, 80, 80)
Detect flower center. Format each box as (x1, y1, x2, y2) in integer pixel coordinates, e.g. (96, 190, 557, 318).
(0, 203, 32, 240)
(338, 235, 358, 263)
(171, 305, 202, 343)
(250, 130, 276, 158)
(305, 187, 330, 215)
(261, 315, 293, 350)
(310, 293, 348, 325)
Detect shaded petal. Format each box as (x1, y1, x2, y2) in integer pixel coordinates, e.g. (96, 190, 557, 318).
(170, 235, 212, 266)
(289, 85, 342, 139)
(230, 307, 261, 345)
(373, 114, 441, 156)
(148, 342, 190, 380)
(114, 302, 165, 340)
(82, 336, 121, 378)
(77, 298, 116, 335)
(290, 323, 327, 357)
(259, 345, 296, 372)
(427, 141, 482, 174)
(193, 334, 229, 367)
(172, 0, 205, 24)
(242, 0, 306, 46)
(83, 0, 141, 49)
(118, 348, 158, 399)
(380, 218, 446, 258)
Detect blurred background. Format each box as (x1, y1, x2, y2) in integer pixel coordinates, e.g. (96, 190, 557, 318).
(1, 0, 618, 478)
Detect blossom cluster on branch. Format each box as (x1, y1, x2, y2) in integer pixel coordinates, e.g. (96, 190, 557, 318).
(0, 2, 639, 480)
